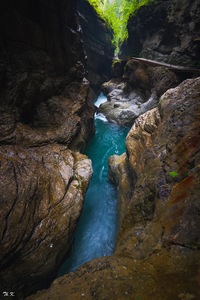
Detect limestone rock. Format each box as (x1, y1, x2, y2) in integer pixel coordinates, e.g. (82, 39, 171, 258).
(98, 59, 180, 126)
(124, 59, 180, 97)
(0, 145, 92, 298)
(114, 77, 200, 284)
(99, 75, 155, 126)
(108, 153, 135, 224)
(98, 91, 158, 126)
(121, 0, 200, 67)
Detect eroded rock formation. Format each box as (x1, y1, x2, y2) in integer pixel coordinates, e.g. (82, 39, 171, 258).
(0, 146, 92, 298)
(99, 59, 180, 125)
(0, 0, 94, 297)
(121, 0, 200, 67)
(28, 77, 200, 300)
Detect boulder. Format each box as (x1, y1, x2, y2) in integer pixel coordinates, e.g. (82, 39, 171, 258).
(98, 59, 180, 126)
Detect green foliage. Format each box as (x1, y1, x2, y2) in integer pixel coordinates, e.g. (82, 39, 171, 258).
(88, 0, 155, 54)
(169, 171, 178, 178)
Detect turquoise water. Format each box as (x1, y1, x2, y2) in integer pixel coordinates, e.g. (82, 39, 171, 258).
(58, 94, 129, 275)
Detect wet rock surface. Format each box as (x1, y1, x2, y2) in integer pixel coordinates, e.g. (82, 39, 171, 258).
(28, 77, 200, 300)
(99, 59, 180, 125)
(0, 0, 95, 149)
(99, 0, 200, 126)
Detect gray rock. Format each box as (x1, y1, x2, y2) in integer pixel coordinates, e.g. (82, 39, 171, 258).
(99, 86, 158, 126)
(121, 0, 200, 67)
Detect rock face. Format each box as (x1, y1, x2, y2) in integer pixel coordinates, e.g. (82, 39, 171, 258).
(0, 0, 95, 149)
(121, 0, 200, 67)
(98, 0, 200, 126)
(0, 0, 94, 298)
(28, 77, 200, 300)
(0, 145, 92, 298)
(111, 77, 200, 247)
(99, 59, 180, 125)
(77, 0, 115, 100)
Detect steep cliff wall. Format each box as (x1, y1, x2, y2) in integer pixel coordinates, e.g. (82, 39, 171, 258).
(0, 0, 94, 298)
(121, 0, 200, 67)
(77, 0, 115, 100)
(0, 0, 95, 147)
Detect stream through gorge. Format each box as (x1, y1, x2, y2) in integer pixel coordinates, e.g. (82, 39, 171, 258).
(58, 93, 129, 276)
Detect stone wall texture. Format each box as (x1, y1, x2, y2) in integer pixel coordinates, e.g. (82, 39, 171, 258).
(121, 0, 200, 67)
(0, 0, 94, 298)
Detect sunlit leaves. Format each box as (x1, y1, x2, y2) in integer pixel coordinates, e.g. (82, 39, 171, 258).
(88, 0, 155, 54)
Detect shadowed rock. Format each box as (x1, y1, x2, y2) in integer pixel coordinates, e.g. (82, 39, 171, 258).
(121, 0, 200, 67)
(0, 0, 94, 297)
(77, 0, 114, 100)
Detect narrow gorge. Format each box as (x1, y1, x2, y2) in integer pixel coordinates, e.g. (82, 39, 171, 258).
(0, 0, 200, 299)
(58, 94, 129, 276)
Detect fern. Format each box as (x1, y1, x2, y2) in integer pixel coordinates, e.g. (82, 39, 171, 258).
(88, 0, 156, 54)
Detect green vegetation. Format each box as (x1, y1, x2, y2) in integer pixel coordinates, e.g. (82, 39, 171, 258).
(88, 0, 155, 54)
(169, 171, 179, 179)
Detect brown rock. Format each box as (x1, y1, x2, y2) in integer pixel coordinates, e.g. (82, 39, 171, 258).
(114, 77, 200, 293)
(0, 0, 95, 149)
(27, 251, 200, 300)
(0, 145, 92, 298)
(0, 0, 94, 297)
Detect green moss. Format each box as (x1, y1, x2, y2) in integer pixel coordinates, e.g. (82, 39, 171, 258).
(88, 0, 156, 54)
(169, 171, 178, 178)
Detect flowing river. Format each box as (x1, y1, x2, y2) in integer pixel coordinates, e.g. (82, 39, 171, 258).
(58, 93, 129, 276)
